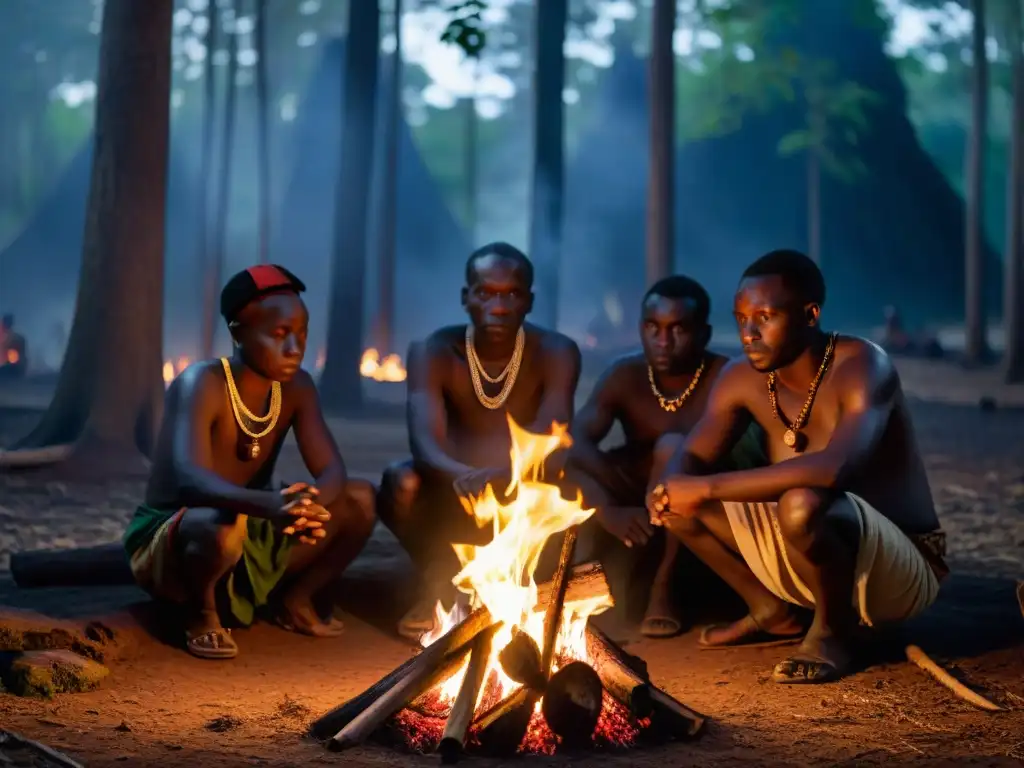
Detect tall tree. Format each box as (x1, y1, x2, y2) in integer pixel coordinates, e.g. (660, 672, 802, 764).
(464, 64, 479, 245)
(319, 0, 381, 412)
(964, 0, 989, 364)
(528, 0, 568, 327)
(372, 0, 403, 355)
(201, 1, 239, 360)
(1004, 0, 1024, 382)
(197, 0, 219, 361)
(6, 0, 172, 470)
(255, 0, 271, 264)
(647, 0, 676, 284)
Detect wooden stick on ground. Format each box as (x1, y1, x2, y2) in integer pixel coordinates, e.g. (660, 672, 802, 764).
(0, 730, 85, 768)
(438, 625, 499, 764)
(905, 645, 1003, 712)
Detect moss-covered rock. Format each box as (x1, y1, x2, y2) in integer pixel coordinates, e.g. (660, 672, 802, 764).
(1, 649, 109, 698)
(0, 607, 126, 663)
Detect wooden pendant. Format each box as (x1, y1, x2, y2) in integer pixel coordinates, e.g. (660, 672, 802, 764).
(783, 429, 798, 447)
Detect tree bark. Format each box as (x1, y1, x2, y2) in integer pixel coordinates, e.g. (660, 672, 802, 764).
(10, 0, 172, 466)
(197, 0, 219, 360)
(647, 0, 676, 284)
(255, 0, 271, 265)
(528, 0, 568, 328)
(1004, 0, 1024, 382)
(807, 149, 821, 265)
(372, 0, 402, 355)
(319, 0, 381, 412)
(964, 0, 989, 364)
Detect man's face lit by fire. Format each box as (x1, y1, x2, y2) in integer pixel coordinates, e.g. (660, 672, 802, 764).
(231, 292, 309, 382)
(461, 254, 534, 344)
(640, 294, 709, 375)
(733, 274, 820, 373)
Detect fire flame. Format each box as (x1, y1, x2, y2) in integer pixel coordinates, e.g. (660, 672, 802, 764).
(4, 349, 18, 365)
(420, 416, 613, 708)
(360, 347, 407, 382)
(162, 356, 191, 385)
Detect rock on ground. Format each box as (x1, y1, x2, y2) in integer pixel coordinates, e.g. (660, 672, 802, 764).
(1, 649, 109, 698)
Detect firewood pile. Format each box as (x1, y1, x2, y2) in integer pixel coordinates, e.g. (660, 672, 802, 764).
(309, 562, 706, 760)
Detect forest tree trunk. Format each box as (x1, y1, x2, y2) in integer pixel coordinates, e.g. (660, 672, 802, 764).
(319, 0, 380, 412)
(464, 67, 479, 246)
(964, 0, 989, 364)
(528, 0, 568, 328)
(255, 0, 271, 264)
(647, 0, 676, 284)
(807, 148, 821, 265)
(1004, 0, 1024, 382)
(10, 0, 172, 468)
(372, 0, 402, 355)
(197, 0, 219, 360)
(203, 4, 239, 359)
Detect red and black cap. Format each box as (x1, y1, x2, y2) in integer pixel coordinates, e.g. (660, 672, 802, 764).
(220, 264, 307, 324)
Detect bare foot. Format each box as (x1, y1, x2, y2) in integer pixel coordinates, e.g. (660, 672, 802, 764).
(640, 580, 682, 638)
(699, 605, 806, 649)
(185, 608, 238, 660)
(276, 593, 345, 638)
(772, 630, 853, 684)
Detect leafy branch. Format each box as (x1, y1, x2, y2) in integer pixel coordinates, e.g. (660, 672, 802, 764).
(440, 0, 488, 59)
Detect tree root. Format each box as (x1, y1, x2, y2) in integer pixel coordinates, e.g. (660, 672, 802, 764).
(905, 645, 1003, 712)
(0, 444, 75, 468)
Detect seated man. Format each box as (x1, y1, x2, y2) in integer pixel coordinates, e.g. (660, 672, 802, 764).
(649, 250, 948, 683)
(568, 276, 764, 638)
(123, 265, 376, 660)
(378, 242, 581, 640)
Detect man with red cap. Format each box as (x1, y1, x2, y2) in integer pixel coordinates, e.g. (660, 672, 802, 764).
(123, 265, 376, 660)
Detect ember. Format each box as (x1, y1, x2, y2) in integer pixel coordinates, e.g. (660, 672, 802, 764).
(312, 418, 706, 759)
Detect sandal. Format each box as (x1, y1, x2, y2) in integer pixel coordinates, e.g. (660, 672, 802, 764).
(771, 655, 844, 684)
(640, 614, 683, 639)
(185, 627, 238, 660)
(698, 614, 805, 650)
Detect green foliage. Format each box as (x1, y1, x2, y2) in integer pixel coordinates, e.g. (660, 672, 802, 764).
(440, 0, 488, 59)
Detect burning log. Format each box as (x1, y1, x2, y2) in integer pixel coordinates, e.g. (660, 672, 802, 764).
(542, 662, 605, 748)
(585, 625, 705, 739)
(310, 561, 611, 743)
(439, 626, 499, 764)
(478, 526, 581, 755)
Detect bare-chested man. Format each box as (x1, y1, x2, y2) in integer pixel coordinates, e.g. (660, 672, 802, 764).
(568, 276, 765, 638)
(648, 250, 947, 683)
(123, 265, 376, 660)
(377, 242, 581, 640)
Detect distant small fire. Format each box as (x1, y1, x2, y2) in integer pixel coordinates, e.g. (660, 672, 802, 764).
(4, 349, 18, 365)
(360, 348, 407, 382)
(162, 356, 191, 386)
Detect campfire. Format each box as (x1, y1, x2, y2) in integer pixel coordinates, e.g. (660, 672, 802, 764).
(162, 356, 191, 385)
(311, 417, 705, 759)
(360, 348, 407, 382)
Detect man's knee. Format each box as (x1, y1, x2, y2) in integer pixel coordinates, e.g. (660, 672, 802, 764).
(380, 460, 421, 511)
(178, 508, 246, 564)
(664, 509, 704, 539)
(776, 488, 829, 545)
(343, 479, 378, 536)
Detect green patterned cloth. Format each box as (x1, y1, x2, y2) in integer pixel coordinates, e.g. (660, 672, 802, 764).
(123, 504, 294, 627)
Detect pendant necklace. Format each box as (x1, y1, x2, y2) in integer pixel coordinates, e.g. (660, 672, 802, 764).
(766, 332, 837, 453)
(648, 357, 706, 413)
(221, 357, 282, 461)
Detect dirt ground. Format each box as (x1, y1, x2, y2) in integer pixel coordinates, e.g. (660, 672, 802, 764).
(1, 356, 1024, 767)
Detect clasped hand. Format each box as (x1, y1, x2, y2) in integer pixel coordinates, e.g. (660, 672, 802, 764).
(645, 474, 711, 526)
(275, 482, 330, 545)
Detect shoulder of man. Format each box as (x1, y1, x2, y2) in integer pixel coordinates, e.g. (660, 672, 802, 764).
(709, 355, 760, 402)
(173, 359, 227, 410)
(832, 335, 897, 388)
(421, 325, 465, 355)
(530, 325, 581, 359)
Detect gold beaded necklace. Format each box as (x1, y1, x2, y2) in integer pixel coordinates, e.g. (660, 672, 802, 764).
(766, 332, 837, 453)
(465, 326, 524, 410)
(220, 357, 282, 460)
(647, 357, 706, 413)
